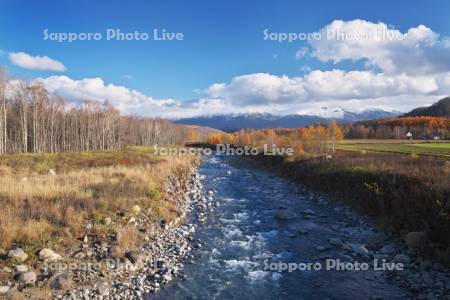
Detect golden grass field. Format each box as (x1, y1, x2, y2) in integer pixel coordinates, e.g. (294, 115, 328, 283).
(0, 147, 196, 251)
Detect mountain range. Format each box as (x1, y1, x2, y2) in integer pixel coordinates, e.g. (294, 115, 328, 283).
(175, 108, 401, 132)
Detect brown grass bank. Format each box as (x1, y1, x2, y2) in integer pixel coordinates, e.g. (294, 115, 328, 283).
(0, 146, 197, 251)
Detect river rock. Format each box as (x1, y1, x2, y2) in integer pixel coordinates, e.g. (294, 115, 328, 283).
(0, 286, 9, 295)
(132, 205, 141, 214)
(380, 244, 396, 255)
(405, 231, 426, 248)
(50, 273, 71, 289)
(125, 250, 145, 264)
(15, 271, 37, 284)
(274, 209, 296, 220)
(97, 282, 109, 296)
(15, 264, 28, 273)
(344, 243, 370, 256)
(7, 248, 28, 262)
(39, 248, 62, 262)
(393, 254, 411, 264)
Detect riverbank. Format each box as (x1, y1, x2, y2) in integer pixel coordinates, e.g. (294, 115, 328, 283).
(247, 151, 450, 264)
(0, 147, 204, 299)
(153, 154, 449, 300)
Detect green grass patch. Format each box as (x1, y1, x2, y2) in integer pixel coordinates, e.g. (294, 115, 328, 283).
(337, 142, 450, 158)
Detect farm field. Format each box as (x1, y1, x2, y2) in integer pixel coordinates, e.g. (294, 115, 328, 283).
(337, 141, 450, 158)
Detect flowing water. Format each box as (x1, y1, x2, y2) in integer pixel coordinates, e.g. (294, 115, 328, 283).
(153, 154, 409, 299)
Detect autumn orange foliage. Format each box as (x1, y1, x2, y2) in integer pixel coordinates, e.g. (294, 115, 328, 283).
(207, 122, 344, 158)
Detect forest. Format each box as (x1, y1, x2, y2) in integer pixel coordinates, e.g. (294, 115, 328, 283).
(0, 68, 186, 155)
(343, 116, 450, 140)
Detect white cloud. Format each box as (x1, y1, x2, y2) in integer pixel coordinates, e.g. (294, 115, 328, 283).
(22, 19, 450, 118)
(308, 19, 450, 75)
(206, 71, 440, 106)
(9, 52, 67, 71)
(34, 68, 449, 119)
(123, 74, 134, 80)
(299, 66, 311, 73)
(35, 76, 228, 118)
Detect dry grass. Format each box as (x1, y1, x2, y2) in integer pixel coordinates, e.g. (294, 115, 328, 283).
(331, 151, 450, 189)
(112, 227, 143, 258)
(0, 147, 196, 250)
(253, 150, 450, 260)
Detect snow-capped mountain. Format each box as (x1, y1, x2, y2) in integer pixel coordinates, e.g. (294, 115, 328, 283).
(310, 106, 402, 121)
(175, 108, 402, 132)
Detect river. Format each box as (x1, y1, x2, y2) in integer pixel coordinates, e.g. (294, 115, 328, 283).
(153, 154, 410, 299)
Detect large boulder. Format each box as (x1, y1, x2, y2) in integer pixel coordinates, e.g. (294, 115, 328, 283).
(39, 248, 62, 262)
(405, 231, 427, 249)
(7, 248, 28, 262)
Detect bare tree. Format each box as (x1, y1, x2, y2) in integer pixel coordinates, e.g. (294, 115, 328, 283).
(0, 71, 188, 155)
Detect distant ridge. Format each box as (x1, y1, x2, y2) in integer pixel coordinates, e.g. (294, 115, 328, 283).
(175, 109, 400, 132)
(403, 97, 450, 117)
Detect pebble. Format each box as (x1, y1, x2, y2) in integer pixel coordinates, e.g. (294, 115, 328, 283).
(393, 254, 411, 264)
(7, 248, 28, 262)
(50, 273, 71, 289)
(15, 271, 37, 284)
(39, 248, 62, 262)
(0, 286, 9, 295)
(15, 264, 28, 273)
(380, 244, 396, 255)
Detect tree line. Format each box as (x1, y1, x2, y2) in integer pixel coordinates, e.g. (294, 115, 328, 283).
(0, 68, 186, 155)
(343, 117, 450, 140)
(207, 121, 344, 158)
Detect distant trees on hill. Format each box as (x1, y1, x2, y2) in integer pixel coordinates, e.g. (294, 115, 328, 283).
(344, 117, 450, 139)
(208, 120, 344, 158)
(0, 68, 185, 154)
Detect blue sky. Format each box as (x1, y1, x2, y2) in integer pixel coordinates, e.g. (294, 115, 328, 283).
(1, 0, 450, 118)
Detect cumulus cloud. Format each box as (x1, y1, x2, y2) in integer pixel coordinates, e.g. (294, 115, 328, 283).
(206, 71, 441, 106)
(34, 69, 449, 119)
(28, 19, 450, 118)
(9, 52, 67, 71)
(308, 19, 450, 75)
(35, 76, 227, 118)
